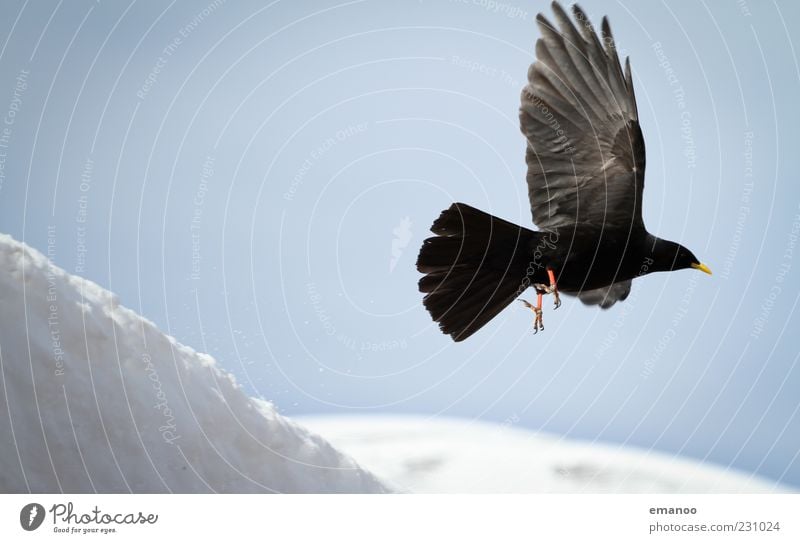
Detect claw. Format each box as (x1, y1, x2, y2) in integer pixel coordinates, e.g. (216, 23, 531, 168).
(534, 282, 561, 309)
(519, 293, 544, 334)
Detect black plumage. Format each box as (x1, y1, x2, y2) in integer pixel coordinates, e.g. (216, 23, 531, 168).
(416, 2, 710, 342)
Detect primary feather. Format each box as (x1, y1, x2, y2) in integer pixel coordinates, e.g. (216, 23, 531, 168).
(520, 2, 645, 233)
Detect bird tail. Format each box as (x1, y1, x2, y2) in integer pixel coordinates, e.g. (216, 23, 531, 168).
(416, 202, 537, 342)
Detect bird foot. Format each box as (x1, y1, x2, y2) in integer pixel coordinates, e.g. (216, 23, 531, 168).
(533, 306, 543, 333)
(518, 298, 544, 334)
(533, 283, 561, 310)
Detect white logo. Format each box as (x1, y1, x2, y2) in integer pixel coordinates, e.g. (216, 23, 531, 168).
(390, 217, 413, 273)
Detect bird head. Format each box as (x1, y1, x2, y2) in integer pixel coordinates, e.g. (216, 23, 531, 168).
(650, 238, 712, 275)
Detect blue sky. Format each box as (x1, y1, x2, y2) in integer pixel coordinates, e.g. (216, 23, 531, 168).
(1, 0, 799, 488)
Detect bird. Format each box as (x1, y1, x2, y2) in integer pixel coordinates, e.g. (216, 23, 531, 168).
(416, 1, 711, 342)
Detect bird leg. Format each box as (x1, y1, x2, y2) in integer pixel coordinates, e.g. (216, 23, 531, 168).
(533, 268, 561, 309)
(547, 268, 561, 309)
(519, 291, 545, 334)
(532, 268, 561, 310)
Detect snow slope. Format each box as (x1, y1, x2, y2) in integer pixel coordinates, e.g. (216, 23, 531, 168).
(0, 234, 387, 493)
(301, 416, 788, 493)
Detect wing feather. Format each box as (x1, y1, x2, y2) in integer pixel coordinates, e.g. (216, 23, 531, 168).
(520, 2, 646, 231)
(574, 280, 632, 308)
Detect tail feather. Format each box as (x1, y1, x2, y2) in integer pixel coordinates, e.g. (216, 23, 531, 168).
(416, 203, 536, 342)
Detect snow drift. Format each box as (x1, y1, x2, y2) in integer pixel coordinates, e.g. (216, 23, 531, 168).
(302, 416, 786, 493)
(0, 233, 387, 493)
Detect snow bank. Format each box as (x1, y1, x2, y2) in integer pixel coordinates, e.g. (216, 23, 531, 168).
(0, 234, 387, 493)
(301, 416, 787, 493)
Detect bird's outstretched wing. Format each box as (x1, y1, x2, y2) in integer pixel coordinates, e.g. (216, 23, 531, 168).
(520, 2, 645, 231)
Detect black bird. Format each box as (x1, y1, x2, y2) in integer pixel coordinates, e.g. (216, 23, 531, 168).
(416, 2, 711, 342)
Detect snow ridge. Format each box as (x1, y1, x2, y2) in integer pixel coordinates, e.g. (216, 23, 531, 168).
(0, 233, 387, 493)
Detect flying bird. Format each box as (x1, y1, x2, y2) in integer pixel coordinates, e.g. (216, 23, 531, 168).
(416, 2, 711, 341)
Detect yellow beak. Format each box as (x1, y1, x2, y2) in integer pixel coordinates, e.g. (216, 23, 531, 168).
(691, 262, 712, 275)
